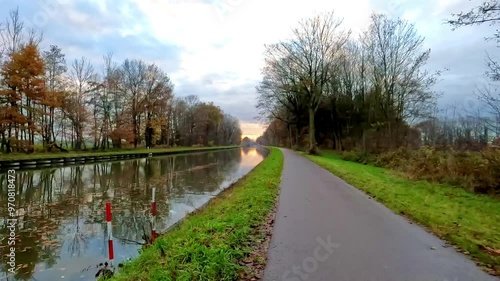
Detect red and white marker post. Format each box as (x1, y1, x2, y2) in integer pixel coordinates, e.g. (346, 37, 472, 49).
(105, 202, 114, 265)
(151, 187, 157, 242)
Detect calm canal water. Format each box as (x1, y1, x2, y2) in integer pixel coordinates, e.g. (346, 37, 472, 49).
(0, 147, 267, 281)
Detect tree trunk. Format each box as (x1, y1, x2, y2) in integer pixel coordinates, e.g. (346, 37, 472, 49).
(308, 107, 318, 154)
(133, 116, 138, 148)
(50, 107, 56, 145)
(295, 124, 300, 150)
(166, 120, 171, 147)
(288, 123, 292, 148)
(362, 129, 367, 153)
(0, 131, 5, 152)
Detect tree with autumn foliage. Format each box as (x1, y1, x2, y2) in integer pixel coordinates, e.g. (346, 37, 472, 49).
(0, 43, 46, 153)
(0, 8, 242, 154)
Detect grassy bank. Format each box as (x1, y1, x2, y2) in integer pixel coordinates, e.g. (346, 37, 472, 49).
(339, 147, 500, 194)
(109, 147, 284, 281)
(0, 146, 238, 161)
(305, 151, 500, 275)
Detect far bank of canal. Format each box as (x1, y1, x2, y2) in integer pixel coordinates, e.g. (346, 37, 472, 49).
(0, 146, 237, 171)
(0, 147, 268, 281)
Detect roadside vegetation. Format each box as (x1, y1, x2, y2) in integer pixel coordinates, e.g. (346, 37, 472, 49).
(339, 147, 500, 194)
(256, 2, 499, 159)
(109, 147, 283, 281)
(255, 5, 500, 274)
(305, 150, 500, 275)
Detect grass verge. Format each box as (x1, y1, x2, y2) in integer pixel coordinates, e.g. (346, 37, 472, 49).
(109, 147, 284, 281)
(0, 146, 237, 161)
(304, 150, 500, 275)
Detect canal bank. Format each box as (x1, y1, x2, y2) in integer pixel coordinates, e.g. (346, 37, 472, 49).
(0, 147, 271, 281)
(109, 147, 284, 281)
(0, 146, 237, 170)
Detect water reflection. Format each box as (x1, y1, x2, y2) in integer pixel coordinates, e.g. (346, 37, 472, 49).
(0, 147, 267, 281)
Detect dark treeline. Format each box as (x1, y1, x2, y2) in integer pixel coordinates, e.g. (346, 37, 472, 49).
(0, 8, 241, 154)
(256, 10, 500, 153)
(256, 6, 500, 193)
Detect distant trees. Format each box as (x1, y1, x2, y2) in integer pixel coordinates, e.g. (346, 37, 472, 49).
(0, 8, 241, 154)
(168, 95, 240, 147)
(258, 12, 439, 153)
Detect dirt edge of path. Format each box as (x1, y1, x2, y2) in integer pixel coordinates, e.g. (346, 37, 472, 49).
(238, 199, 278, 280)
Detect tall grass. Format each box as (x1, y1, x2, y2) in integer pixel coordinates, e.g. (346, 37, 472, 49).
(339, 147, 500, 194)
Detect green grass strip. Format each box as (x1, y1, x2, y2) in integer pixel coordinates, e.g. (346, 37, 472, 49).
(304, 150, 500, 273)
(109, 147, 284, 281)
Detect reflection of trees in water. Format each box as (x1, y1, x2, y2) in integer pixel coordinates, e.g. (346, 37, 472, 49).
(67, 211, 88, 258)
(171, 149, 242, 196)
(242, 146, 250, 155)
(63, 166, 90, 258)
(0, 148, 250, 279)
(0, 168, 66, 280)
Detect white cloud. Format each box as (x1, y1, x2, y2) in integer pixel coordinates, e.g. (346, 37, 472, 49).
(133, 0, 373, 80)
(131, 0, 373, 137)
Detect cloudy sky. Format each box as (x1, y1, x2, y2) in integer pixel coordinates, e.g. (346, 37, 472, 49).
(0, 0, 497, 139)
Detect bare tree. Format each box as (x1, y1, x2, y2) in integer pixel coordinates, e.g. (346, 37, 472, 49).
(43, 45, 67, 146)
(65, 57, 95, 150)
(120, 59, 147, 148)
(219, 114, 241, 145)
(362, 14, 438, 148)
(0, 8, 42, 55)
(263, 11, 350, 154)
(477, 86, 500, 136)
(256, 56, 307, 148)
(142, 64, 174, 148)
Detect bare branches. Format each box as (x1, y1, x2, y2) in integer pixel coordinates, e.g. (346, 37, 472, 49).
(479, 86, 500, 115)
(486, 52, 500, 80)
(260, 11, 350, 153)
(446, 1, 500, 136)
(0, 7, 43, 56)
(362, 13, 437, 123)
(258, 11, 441, 151)
(447, 1, 500, 28)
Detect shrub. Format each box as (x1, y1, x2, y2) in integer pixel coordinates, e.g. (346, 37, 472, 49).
(341, 147, 500, 194)
(340, 150, 374, 164)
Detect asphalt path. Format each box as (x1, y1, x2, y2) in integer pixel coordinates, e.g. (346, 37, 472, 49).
(263, 149, 498, 281)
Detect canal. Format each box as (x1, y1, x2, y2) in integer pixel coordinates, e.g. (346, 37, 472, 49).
(0, 147, 267, 281)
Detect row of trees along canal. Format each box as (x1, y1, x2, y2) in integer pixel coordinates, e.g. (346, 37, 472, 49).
(0, 8, 242, 154)
(256, 9, 500, 154)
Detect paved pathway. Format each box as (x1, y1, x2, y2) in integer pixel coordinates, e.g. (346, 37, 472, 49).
(263, 149, 498, 281)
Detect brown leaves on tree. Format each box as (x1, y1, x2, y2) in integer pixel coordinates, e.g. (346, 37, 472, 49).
(1, 43, 47, 152)
(2, 43, 46, 104)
